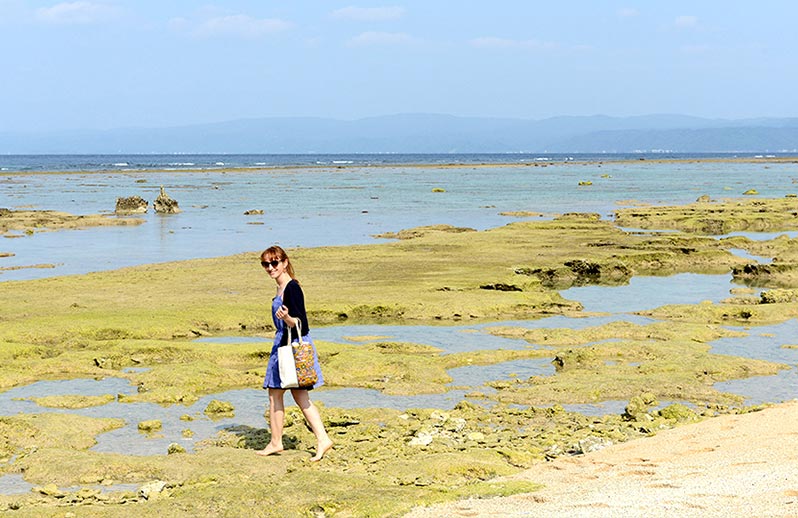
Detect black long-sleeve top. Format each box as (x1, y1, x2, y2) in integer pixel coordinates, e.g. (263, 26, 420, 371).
(279, 279, 310, 346)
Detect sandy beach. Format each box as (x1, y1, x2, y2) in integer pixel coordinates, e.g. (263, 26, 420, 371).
(404, 399, 798, 517)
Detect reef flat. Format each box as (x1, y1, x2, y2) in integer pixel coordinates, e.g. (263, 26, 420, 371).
(0, 208, 144, 236)
(615, 196, 798, 235)
(2, 198, 798, 516)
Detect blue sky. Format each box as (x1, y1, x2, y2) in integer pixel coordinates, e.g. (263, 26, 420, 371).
(1, 1, 796, 131)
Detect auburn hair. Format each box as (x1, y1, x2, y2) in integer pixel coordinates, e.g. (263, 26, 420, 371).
(260, 245, 296, 279)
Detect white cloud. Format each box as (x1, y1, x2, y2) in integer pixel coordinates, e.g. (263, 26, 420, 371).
(332, 6, 405, 22)
(347, 31, 414, 46)
(173, 14, 293, 39)
(675, 15, 699, 28)
(617, 8, 639, 18)
(35, 1, 120, 25)
(471, 37, 556, 51)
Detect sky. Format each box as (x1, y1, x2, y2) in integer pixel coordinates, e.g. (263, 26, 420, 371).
(1, 1, 797, 132)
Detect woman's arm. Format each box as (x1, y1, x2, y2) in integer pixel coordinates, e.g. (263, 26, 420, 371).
(282, 280, 309, 333)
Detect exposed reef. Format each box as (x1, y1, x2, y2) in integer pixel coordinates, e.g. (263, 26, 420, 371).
(0, 208, 144, 235)
(615, 197, 798, 235)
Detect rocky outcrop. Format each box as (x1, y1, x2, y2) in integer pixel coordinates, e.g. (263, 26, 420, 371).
(732, 262, 798, 288)
(153, 187, 180, 214)
(204, 400, 235, 418)
(115, 196, 148, 214)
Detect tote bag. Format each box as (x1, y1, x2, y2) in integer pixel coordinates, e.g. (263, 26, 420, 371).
(278, 321, 317, 389)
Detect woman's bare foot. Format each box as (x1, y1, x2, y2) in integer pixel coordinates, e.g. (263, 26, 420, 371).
(310, 439, 333, 462)
(255, 443, 284, 456)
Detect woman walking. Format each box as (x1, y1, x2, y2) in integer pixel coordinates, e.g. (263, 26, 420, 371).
(257, 245, 332, 461)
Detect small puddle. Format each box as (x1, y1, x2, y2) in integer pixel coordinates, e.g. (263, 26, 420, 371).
(447, 359, 553, 387)
(0, 472, 140, 496)
(0, 474, 32, 495)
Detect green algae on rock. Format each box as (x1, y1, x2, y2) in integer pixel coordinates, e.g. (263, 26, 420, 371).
(204, 400, 235, 419)
(29, 394, 115, 409)
(0, 208, 144, 235)
(483, 321, 786, 407)
(614, 197, 798, 235)
(373, 224, 476, 240)
(138, 420, 162, 432)
(1, 413, 125, 460)
(732, 263, 798, 289)
(639, 299, 798, 325)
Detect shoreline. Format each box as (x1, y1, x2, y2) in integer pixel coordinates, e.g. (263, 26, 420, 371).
(404, 399, 798, 517)
(2, 154, 798, 176)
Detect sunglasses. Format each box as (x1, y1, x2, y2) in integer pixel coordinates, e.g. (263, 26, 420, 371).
(261, 259, 281, 269)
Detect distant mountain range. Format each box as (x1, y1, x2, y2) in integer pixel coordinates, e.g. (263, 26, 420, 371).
(2, 113, 798, 154)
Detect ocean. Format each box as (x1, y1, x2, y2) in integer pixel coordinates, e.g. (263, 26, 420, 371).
(1, 152, 787, 173)
(2, 153, 797, 281)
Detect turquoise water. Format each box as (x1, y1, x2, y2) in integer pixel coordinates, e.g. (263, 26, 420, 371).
(2, 159, 797, 280)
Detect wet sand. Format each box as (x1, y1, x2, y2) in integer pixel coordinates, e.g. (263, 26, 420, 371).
(404, 399, 798, 517)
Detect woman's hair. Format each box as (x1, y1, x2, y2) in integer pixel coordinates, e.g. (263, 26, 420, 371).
(261, 245, 296, 279)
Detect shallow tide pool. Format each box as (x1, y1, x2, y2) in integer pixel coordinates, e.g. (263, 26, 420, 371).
(4, 267, 795, 461)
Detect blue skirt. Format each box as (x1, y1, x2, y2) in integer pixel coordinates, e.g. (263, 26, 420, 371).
(263, 329, 324, 390)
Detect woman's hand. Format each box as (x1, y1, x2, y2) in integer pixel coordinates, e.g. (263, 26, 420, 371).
(276, 305, 294, 326)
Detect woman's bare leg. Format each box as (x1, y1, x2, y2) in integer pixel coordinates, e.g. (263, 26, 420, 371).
(291, 389, 333, 461)
(256, 388, 286, 456)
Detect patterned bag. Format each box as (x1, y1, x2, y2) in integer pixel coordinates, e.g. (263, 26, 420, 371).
(281, 320, 318, 389)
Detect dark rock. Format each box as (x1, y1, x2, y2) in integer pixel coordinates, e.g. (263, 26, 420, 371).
(479, 283, 522, 292)
(556, 212, 601, 221)
(115, 196, 148, 214)
(153, 186, 180, 214)
(167, 443, 186, 454)
(204, 400, 235, 417)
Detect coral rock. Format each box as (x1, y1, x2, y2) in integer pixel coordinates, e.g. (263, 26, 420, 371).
(153, 186, 181, 214)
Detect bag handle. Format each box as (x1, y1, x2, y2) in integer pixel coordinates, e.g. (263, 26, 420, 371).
(281, 283, 301, 345)
(284, 319, 302, 345)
